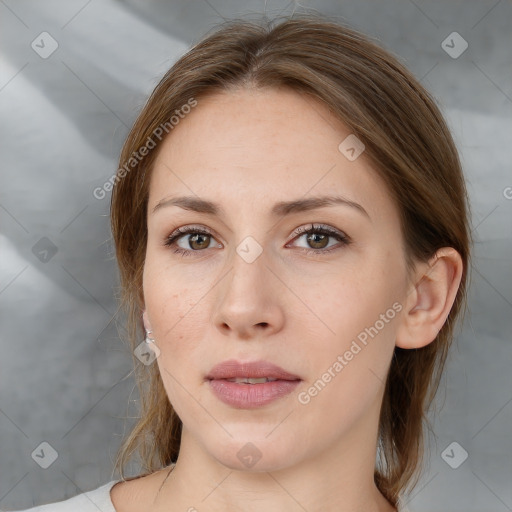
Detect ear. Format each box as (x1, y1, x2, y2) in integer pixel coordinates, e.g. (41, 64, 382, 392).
(396, 247, 463, 349)
(142, 309, 153, 333)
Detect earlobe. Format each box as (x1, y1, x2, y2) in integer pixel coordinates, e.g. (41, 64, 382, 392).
(396, 247, 463, 349)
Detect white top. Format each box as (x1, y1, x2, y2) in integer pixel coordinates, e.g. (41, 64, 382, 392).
(6, 480, 120, 512)
(6, 479, 413, 511)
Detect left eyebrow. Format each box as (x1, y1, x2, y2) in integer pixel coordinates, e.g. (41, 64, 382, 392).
(151, 194, 370, 220)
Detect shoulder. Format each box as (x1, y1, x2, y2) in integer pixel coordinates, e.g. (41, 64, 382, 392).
(3, 467, 174, 512)
(110, 466, 175, 512)
(5, 480, 120, 512)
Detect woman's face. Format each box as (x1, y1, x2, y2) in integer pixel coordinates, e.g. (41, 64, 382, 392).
(143, 87, 410, 471)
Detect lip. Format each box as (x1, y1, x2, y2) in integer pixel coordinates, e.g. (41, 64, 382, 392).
(206, 359, 301, 409)
(207, 359, 301, 381)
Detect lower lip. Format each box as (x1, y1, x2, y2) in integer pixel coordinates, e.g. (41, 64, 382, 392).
(208, 379, 301, 408)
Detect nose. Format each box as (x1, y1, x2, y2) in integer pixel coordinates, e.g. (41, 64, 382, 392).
(212, 247, 285, 340)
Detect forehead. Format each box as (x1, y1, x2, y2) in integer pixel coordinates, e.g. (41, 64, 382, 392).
(148, 87, 396, 224)
(155, 87, 350, 168)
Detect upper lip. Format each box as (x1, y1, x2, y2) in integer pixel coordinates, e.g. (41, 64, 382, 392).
(206, 360, 301, 381)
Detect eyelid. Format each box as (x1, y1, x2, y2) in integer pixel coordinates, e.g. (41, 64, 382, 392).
(289, 223, 349, 242)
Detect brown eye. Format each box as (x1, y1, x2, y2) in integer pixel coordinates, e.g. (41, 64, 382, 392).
(187, 233, 212, 250)
(306, 232, 329, 249)
(290, 224, 350, 254)
(164, 226, 221, 257)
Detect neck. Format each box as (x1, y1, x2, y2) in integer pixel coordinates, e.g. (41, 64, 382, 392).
(151, 408, 397, 512)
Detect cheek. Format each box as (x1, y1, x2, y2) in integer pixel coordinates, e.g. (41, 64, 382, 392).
(297, 276, 399, 433)
(144, 249, 199, 313)
(143, 258, 192, 345)
(302, 251, 403, 369)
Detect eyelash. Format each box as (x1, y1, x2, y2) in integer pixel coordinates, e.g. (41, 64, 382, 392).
(163, 223, 350, 258)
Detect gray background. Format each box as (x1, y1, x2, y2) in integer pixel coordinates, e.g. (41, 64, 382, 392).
(0, 1, 511, 511)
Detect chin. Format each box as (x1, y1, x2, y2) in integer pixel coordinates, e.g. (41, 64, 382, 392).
(207, 432, 306, 473)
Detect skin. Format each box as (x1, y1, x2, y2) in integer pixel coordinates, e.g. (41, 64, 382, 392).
(111, 87, 463, 512)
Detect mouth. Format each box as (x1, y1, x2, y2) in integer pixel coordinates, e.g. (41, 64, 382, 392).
(206, 359, 302, 409)
(224, 377, 279, 384)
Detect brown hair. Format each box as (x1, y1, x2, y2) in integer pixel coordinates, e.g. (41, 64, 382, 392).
(110, 13, 471, 506)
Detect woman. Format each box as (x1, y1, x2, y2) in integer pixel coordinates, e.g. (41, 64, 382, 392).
(15, 13, 470, 512)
